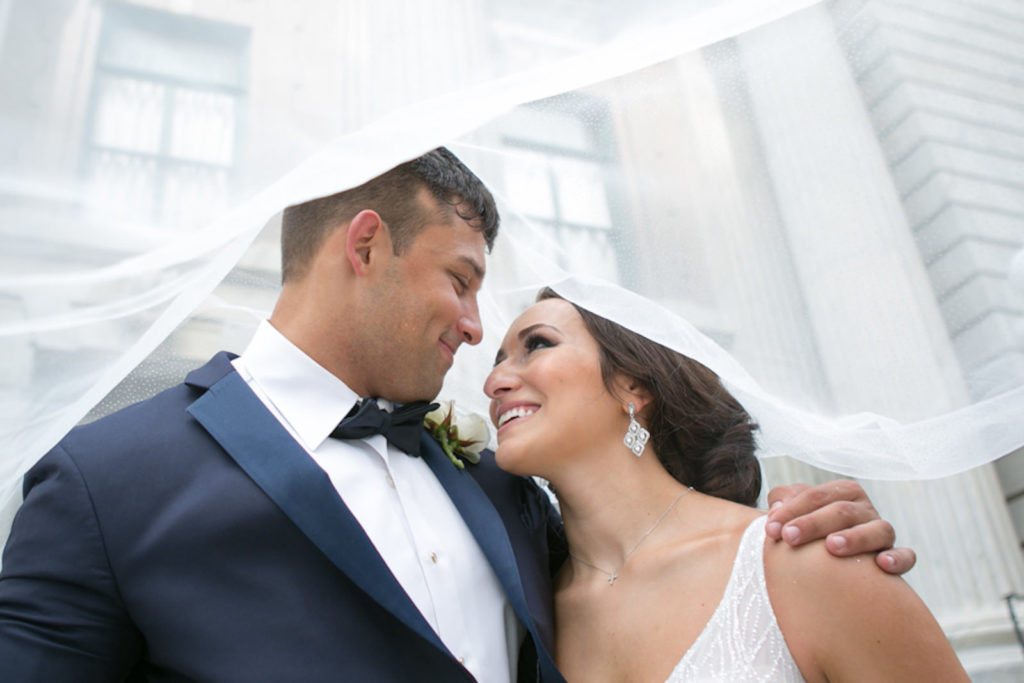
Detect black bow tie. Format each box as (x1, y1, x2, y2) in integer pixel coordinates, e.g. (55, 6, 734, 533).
(330, 398, 438, 457)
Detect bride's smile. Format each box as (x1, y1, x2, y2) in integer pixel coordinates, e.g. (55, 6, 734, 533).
(494, 403, 539, 431)
(485, 298, 628, 478)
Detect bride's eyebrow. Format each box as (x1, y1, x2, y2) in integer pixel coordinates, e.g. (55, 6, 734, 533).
(517, 323, 558, 340)
(493, 323, 560, 365)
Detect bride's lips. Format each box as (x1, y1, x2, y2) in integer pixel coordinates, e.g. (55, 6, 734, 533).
(493, 401, 541, 435)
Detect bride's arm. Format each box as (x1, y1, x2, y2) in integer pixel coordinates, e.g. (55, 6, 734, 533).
(764, 538, 968, 682)
(765, 479, 916, 574)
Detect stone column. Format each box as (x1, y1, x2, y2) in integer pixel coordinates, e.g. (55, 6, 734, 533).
(737, 5, 1024, 677)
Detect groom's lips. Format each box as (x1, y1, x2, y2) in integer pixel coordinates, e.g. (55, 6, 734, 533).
(438, 339, 456, 365)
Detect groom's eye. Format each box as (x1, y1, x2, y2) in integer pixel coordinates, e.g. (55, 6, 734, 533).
(450, 272, 469, 293)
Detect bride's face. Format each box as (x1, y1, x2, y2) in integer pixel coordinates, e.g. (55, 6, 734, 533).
(483, 298, 624, 478)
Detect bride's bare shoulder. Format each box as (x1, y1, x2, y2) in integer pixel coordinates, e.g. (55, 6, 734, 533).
(763, 532, 968, 682)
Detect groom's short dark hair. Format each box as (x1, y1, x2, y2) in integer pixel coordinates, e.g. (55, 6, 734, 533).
(280, 147, 499, 283)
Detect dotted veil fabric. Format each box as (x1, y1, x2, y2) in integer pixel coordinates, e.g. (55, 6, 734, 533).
(666, 518, 805, 683)
(3, 0, 1024, 553)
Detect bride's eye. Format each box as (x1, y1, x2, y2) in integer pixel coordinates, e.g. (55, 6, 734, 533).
(524, 333, 555, 353)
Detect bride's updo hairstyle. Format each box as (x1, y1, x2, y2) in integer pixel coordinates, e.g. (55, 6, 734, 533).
(537, 289, 761, 506)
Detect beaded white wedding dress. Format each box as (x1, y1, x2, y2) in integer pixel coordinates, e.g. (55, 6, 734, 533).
(665, 517, 806, 682)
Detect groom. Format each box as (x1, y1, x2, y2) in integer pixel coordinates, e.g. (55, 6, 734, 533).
(0, 148, 912, 682)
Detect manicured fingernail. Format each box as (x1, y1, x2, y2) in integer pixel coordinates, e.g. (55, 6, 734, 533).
(830, 535, 846, 551)
(883, 553, 896, 570)
(770, 501, 782, 510)
(766, 521, 782, 537)
(782, 526, 800, 543)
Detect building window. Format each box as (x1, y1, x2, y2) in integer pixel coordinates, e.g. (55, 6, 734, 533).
(499, 93, 622, 281)
(84, 3, 249, 227)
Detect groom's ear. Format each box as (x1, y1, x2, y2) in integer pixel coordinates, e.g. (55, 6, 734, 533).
(345, 209, 391, 276)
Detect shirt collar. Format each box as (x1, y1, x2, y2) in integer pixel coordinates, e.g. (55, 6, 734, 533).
(237, 320, 362, 451)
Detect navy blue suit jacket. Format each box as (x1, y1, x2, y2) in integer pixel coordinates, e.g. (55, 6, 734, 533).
(0, 353, 565, 682)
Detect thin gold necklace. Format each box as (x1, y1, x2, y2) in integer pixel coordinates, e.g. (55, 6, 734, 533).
(568, 486, 693, 586)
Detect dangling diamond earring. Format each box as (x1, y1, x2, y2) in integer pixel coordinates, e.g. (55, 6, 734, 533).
(623, 402, 649, 457)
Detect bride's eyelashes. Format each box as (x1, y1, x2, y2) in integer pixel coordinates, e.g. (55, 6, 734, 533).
(523, 333, 555, 354)
(491, 330, 558, 367)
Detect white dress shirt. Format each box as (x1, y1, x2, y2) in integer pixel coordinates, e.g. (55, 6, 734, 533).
(231, 321, 521, 682)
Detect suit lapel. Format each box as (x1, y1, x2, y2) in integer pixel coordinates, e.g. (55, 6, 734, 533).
(418, 437, 539, 643)
(420, 438, 564, 680)
(186, 367, 449, 656)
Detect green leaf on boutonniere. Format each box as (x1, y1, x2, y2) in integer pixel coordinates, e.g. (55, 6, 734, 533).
(424, 400, 489, 469)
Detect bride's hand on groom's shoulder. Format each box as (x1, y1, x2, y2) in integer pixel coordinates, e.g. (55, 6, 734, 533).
(764, 479, 917, 575)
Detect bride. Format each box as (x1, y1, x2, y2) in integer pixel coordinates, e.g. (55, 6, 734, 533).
(484, 289, 968, 682)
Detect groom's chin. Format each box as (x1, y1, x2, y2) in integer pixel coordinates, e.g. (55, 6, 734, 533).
(385, 374, 444, 405)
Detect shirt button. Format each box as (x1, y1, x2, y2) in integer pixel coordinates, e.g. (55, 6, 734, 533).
(385, 473, 396, 489)
(430, 552, 438, 563)
(458, 657, 465, 664)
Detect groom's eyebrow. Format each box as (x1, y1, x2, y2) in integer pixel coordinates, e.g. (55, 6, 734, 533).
(461, 255, 485, 281)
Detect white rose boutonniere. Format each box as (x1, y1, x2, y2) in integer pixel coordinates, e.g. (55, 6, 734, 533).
(424, 400, 490, 469)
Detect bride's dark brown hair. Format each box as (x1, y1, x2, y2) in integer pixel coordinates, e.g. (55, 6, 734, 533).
(537, 288, 761, 506)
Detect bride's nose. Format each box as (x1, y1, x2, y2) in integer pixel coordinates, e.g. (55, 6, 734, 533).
(484, 362, 518, 399)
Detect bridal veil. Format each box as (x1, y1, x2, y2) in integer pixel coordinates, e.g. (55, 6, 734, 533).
(2, 2, 1024, 671)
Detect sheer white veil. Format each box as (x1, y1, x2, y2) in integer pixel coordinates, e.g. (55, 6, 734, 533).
(2, 0, 1023, 552)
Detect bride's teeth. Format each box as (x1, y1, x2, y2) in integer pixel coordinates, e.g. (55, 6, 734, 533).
(499, 406, 535, 428)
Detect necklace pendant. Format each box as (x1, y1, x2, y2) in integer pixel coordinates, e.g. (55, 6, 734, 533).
(608, 572, 617, 585)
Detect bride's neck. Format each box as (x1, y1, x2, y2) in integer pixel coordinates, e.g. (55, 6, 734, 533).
(552, 453, 691, 569)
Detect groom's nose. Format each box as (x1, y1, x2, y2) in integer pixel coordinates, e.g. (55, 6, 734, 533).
(457, 300, 483, 346)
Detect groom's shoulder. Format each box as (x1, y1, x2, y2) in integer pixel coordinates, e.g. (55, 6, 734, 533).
(467, 448, 522, 489)
(469, 450, 559, 525)
(467, 449, 531, 502)
(60, 352, 238, 460)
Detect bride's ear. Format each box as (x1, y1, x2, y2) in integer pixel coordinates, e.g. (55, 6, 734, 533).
(614, 375, 652, 416)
